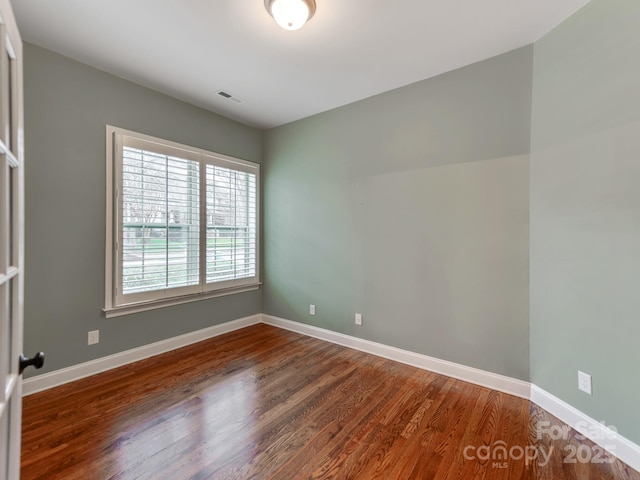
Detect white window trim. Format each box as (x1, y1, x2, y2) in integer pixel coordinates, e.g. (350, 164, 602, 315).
(104, 125, 260, 318)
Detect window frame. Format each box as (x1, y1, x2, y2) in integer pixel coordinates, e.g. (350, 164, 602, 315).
(105, 125, 260, 318)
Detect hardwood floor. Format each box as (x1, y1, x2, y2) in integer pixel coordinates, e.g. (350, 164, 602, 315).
(21, 324, 640, 479)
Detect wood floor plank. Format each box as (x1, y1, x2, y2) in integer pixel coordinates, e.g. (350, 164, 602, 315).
(21, 324, 640, 480)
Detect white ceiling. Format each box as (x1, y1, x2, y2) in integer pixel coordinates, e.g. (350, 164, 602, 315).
(13, 0, 590, 129)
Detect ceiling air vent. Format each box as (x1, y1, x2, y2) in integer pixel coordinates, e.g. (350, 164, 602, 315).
(216, 90, 245, 104)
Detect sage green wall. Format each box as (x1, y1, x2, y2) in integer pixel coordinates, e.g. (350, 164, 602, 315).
(23, 43, 262, 377)
(530, 0, 640, 444)
(263, 47, 532, 380)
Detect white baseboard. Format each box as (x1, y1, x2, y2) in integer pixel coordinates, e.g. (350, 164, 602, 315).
(531, 385, 640, 473)
(22, 314, 262, 396)
(261, 314, 531, 399)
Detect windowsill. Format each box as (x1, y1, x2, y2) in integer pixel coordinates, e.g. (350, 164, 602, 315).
(103, 283, 261, 318)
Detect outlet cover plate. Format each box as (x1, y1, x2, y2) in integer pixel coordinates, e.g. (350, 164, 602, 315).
(578, 371, 592, 395)
(88, 330, 100, 345)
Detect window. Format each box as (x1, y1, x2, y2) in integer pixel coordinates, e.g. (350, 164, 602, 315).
(105, 126, 259, 316)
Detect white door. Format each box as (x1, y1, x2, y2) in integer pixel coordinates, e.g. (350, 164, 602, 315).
(0, 0, 25, 478)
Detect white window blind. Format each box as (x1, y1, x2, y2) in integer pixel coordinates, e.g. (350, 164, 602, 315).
(121, 147, 200, 295)
(106, 126, 260, 313)
(205, 164, 257, 284)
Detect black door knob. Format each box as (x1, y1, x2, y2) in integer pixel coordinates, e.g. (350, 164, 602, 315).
(19, 352, 45, 375)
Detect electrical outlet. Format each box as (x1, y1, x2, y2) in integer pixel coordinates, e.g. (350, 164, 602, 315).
(88, 330, 100, 345)
(309, 304, 316, 316)
(355, 313, 362, 326)
(578, 371, 592, 395)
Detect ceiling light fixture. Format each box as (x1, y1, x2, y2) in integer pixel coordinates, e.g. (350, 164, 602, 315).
(264, 0, 316, 31)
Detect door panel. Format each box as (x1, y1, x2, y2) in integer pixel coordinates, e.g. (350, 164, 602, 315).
(0, 0, 24, 477)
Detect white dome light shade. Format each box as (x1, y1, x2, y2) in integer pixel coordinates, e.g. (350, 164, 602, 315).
(264, 0, 316, 31)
